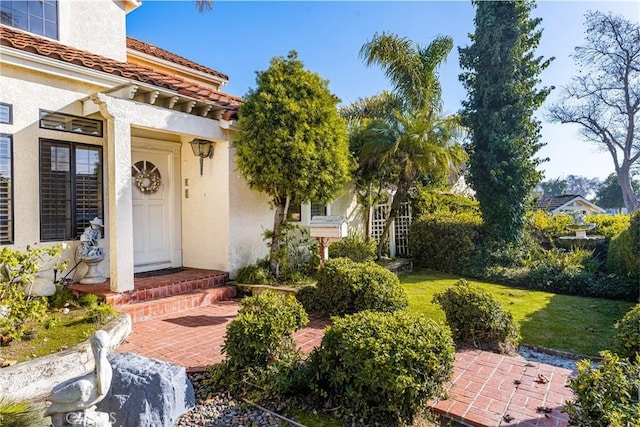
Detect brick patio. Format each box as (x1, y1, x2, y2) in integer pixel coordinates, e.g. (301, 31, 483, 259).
(116, 301, 574, 427)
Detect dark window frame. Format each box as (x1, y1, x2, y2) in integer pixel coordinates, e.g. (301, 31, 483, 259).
(39, 110, 103, 138)
(311, 201, 327, 218)
(0, 103, 12, 125)
(0, 0, 59, 39)
(0, 133, 14, 244)
(39, 138, 104, 242)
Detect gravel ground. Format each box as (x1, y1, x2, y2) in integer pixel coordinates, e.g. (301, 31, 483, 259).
(177, 372, 290, 427)
(518, 345, 599, 372)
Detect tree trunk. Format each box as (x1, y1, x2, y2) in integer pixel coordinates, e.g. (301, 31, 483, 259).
(364, 182, 372, 242)
(617, 164, 640, 213)
(377, 182, 411, 260)
(269, 197, 289, 279)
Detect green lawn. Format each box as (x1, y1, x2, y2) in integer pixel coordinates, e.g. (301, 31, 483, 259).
(401, 270, 635, 357)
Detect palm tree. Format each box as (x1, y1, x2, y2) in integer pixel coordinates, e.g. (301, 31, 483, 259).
(360, 111, 466, 259)
(195, 0, 213, 13)
(352, 33, 466, 258)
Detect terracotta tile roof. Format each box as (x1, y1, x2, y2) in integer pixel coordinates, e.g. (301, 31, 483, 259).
(0, 25, 241, 111)
(127, 36, 229, 81)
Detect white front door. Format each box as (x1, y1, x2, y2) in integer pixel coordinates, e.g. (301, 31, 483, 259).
(131, 147, 178, 272)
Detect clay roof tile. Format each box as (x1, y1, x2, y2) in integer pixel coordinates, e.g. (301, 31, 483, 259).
(0, 25, 241, 111)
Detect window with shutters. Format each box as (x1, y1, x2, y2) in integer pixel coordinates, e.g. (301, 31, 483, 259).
(310, 201, 327, 218)
(0, 134, 13, 244)
(0, 0, 58, 39)
(39, 110, 103, 137)
(39, 139, 103, 241)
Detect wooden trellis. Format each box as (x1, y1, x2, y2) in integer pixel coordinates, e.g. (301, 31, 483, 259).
(371, 201, 412, 257)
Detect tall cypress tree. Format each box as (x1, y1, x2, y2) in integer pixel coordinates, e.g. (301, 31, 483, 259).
(459, 0, 552, 247)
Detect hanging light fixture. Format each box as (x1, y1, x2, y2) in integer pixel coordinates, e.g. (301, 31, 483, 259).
(190, 139, 214, 176)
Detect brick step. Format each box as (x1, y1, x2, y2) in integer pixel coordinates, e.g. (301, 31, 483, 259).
(118, 285, 237, 323)
(102, 270, 229, 305)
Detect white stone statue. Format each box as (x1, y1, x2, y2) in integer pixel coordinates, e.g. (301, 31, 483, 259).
(45, 330, 113, 427)
(79, 218, 104, 260)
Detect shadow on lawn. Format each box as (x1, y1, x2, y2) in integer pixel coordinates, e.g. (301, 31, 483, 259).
(518, 293, 632, 357)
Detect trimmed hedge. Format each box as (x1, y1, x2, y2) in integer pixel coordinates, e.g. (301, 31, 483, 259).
(223, 291, 308, 368)
(308, 310, 455, 425)
(409, 212, 482, 275)
(328, 232, 377, 263)
(564, 351, 640, 426)
(607, 211, 640, 283)
(433, 280, 520, 354)
(315, 258, 408, 315)
(612, 304, 640, 362)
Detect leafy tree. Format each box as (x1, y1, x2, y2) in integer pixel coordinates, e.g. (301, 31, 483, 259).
(351, 34, 466, 258)
(565, 175, 601, 199)
(459, 0, 553, 247)
(595, 173, 640, 210)
(538, 175, 601, 198)
(539, 178, 567, 197)
(235, 51, 352, 277)
(548, 11, 640, 213)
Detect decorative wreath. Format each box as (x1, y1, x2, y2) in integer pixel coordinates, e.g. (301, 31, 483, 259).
(132, 161, 162, 194)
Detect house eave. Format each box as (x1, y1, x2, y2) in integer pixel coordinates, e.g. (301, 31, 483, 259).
(2, 46, 232, 121)
(127, 49, 229, 88)
(1, 45, 129, 89)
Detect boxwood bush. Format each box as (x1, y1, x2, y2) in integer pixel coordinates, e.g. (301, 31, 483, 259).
(328, 232, 376, 263)
(564, 351, 640, 426)
(308, 310, 455, 425)
(612, 304, 640, 362)
(222, 291, 308, 368)
(315, 258, 407, 315)
(409, 212, 482, 275)
(433, 280, 520, 354)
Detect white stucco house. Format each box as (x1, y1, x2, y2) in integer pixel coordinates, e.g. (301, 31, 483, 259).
(0, 0, 360, 293)
(535, 194, 606, 216)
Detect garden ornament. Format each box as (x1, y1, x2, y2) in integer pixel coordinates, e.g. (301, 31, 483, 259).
(45, 330, 113, 426)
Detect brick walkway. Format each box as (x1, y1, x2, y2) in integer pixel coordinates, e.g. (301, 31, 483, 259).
(116, 301, 574, 426)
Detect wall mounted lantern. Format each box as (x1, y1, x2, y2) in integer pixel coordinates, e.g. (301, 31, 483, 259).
(190, 139, 214, 176)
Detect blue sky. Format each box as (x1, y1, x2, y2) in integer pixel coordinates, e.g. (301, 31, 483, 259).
(127, 1, 640, 181)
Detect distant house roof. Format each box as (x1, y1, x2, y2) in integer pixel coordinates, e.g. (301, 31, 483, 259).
(126, 36, 229, 82)
(536, 194, 606, 214)
(0, 25, 241, 112)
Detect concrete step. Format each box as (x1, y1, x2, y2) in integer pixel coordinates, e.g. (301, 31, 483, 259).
(117, 285, 237, 323)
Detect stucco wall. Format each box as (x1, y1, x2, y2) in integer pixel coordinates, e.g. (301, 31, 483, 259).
(0, 63, 111, 282)
(330, 183, 364, 235)
(180, 136, 232, 272)
(58, 0, 129, 62)
(227, 146, 274, 278)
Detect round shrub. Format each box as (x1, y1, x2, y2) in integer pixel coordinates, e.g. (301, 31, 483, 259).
(433, 279, 520, 354)
(223, 291, 308, 368)
(308, 310, 455, 424)
(315, 258, 407, 315)
(607, 211, 639, 283)
(235, 263, 273, 285)
(564, 351, 640, 426)
(612, 304, 640, 362)
(409, 212, 482, 275)
(294, 284, 320, 311)
(328, 232, 376, 263)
